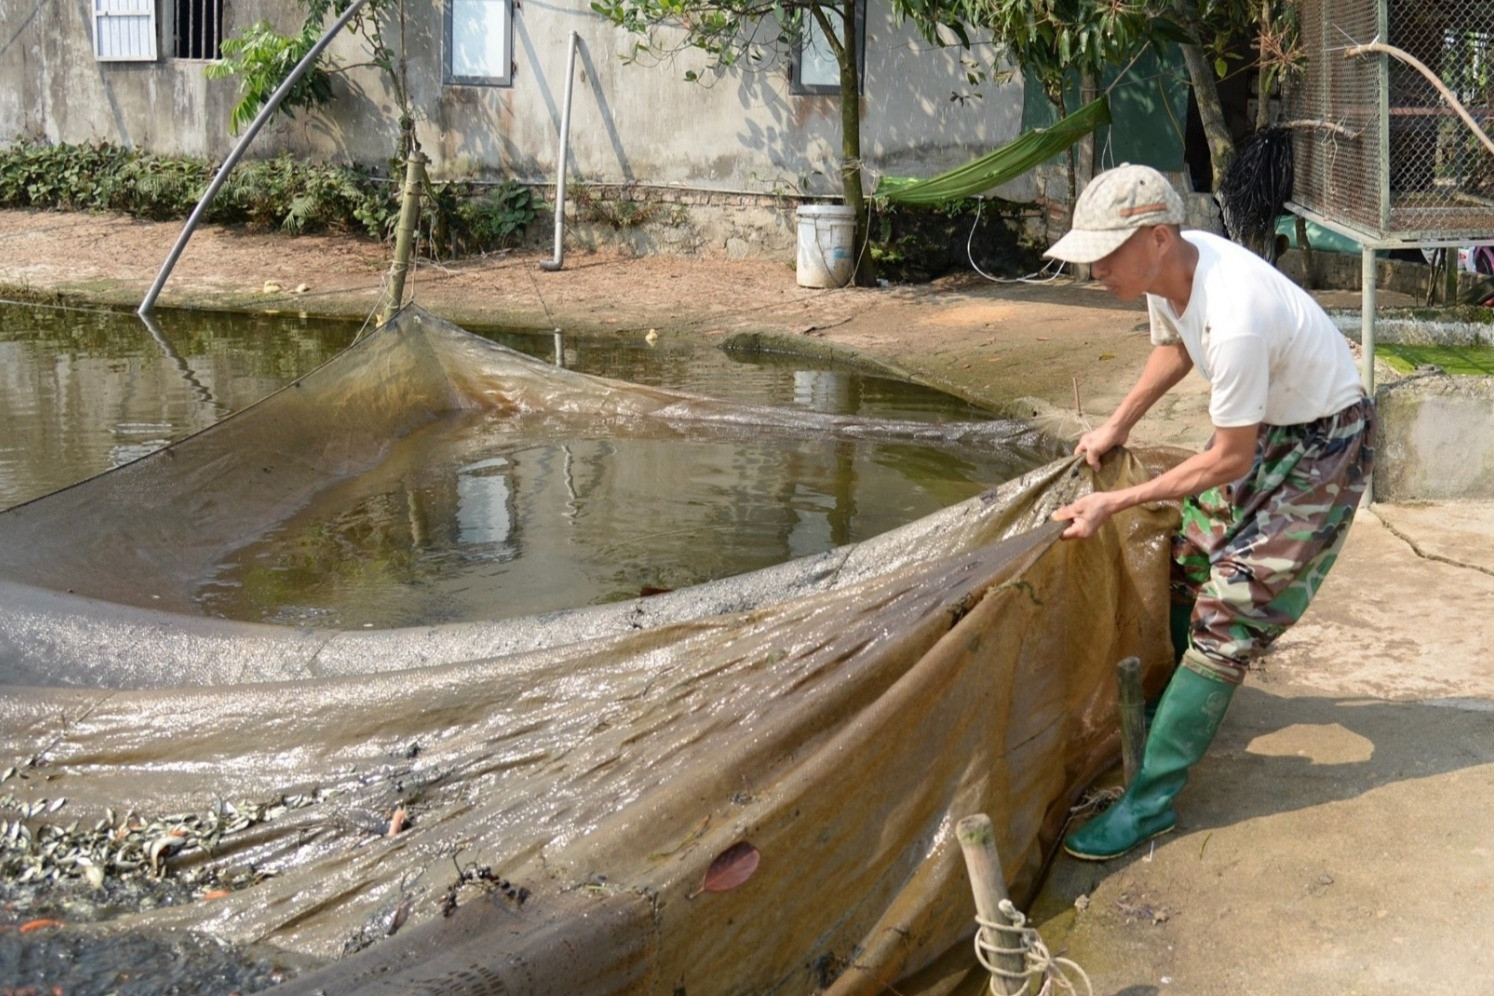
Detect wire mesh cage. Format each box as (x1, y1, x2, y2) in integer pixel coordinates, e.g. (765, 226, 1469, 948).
(1286, 0, 1494, 244)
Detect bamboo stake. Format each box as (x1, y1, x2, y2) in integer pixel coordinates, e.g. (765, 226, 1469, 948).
(1116, 656, 1145, 788)
(956, 814, 1026, 996)
(1343, 41, 1494, 158)
(381, 152, 428, 326)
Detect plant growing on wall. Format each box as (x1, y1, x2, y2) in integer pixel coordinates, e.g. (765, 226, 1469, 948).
(592, 0, 970, 286)
(206, 0, 417, 156)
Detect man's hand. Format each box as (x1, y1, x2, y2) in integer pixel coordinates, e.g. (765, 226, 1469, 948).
(1052, 490, 1124, 540)
(1074, 422, 1128, 470)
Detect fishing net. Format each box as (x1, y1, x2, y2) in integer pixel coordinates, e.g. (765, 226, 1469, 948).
(0, 306, 1182, 994)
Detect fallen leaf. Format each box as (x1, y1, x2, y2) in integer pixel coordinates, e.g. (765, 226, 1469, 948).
(701, 841, 760, 893)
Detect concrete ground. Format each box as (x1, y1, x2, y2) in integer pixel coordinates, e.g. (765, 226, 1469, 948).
(2, 209, 1491, 995)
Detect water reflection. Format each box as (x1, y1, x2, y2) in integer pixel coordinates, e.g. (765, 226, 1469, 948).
(191, 411, 1037, 628)
(0, 302, 356, 508)
(0, 301, 1055, 627)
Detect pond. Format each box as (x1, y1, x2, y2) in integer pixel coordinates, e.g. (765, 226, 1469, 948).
(0, 301, 1060, 628)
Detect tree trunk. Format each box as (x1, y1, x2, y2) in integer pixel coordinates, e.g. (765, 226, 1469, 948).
(839, 0, 876, 286)
(1171, 1, 1235, 190)
(1074, 72, 1098, 280)
(1254, 0, 1272, 131)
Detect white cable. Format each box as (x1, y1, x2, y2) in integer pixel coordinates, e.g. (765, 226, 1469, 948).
(965, 197, 1068, 284)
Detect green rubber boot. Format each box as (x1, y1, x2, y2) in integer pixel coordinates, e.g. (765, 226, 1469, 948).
(1142, 601, 1196, 726)
(1064, 665, 1236, 861)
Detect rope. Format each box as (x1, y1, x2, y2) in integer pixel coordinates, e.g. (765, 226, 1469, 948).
(973, 899, 1093, 996)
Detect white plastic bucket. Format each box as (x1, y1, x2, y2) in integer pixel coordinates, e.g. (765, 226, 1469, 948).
(795, 204, 856, 288)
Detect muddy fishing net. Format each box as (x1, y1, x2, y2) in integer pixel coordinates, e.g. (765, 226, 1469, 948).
(0, 307, 1182, 993)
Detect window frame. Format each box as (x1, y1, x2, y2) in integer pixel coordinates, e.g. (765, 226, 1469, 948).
(445, 0, 516, 88)
(789, 2, 866, 96)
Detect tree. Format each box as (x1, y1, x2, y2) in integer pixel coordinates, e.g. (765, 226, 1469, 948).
(207, 0, 418, 156)
(593, 0, 960, 286)
(1176, 0, 1302, 188)
(947, 0, 1152, 114)
(952, 0, 1301, 194)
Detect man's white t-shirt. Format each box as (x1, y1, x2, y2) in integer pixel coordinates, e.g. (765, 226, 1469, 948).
(1148, 231, 1364, 428)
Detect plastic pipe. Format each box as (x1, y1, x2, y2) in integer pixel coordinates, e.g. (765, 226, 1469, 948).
(138, 0, 371, 316)
(539, 31, 579, 273)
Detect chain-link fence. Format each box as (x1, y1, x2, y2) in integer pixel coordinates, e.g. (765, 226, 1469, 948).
(1287, 0, 1494, 243)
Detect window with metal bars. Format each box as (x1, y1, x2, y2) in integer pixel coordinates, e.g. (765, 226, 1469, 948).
(174, 0, 222, 60)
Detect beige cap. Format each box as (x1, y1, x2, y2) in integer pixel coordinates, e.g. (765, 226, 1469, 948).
(1044, 164, 1185, 264)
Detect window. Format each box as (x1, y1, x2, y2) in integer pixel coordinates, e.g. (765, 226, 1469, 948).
(174, 0, 222, 60)
(93, 0, 158, 61)
(790, 4, 866, 96)
(93, 0, 223, 61)
(446, 0, 514, 86)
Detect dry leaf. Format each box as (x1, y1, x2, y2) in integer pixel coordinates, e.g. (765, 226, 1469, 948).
(701, 840, 760, 893)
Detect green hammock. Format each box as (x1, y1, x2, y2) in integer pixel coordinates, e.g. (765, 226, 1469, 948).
(874, 96, 1112, 206)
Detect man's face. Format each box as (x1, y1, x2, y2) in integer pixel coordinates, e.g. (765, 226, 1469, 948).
(1090, 226, 1165, 301)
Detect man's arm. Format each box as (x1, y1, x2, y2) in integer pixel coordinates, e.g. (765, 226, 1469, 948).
(1074, 343, 1193, 469)
(1053, 423, 1259, 539)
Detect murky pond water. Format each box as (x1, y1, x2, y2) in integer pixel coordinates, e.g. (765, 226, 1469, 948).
(0, 301, 1057, 627)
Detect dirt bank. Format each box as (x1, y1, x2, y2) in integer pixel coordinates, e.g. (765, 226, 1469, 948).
(2, 208, 1491, 996)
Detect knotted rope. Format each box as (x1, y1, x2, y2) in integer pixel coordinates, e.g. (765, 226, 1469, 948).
(973, 898, 1093, 996)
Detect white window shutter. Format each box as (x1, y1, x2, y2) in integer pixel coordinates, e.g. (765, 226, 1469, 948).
(94, 0, 159, 62)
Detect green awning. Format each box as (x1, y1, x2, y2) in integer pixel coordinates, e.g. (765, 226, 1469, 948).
(875, 96, 1112, 206)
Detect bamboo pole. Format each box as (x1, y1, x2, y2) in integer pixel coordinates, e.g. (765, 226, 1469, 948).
(381, 152, 428, 326)
(1116, 656, 1145, 788)
(956, 814, 1026, 996)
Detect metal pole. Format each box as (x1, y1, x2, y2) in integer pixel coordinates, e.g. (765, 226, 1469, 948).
(539, 31, 580, 273)
(1361, 246, 1376, 393)
(381, 153, 427, 325)
(138, 0, 372, 316)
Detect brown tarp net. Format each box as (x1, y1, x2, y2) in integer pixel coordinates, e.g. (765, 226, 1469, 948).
(0, 307, 1181, 993)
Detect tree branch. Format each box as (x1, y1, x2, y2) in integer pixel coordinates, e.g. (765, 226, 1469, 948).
(1345, 40, 1494, 157)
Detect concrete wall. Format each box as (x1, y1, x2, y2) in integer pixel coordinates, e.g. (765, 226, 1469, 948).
(1374, 373, 1494, 501)
(2, 0, 1028, 255)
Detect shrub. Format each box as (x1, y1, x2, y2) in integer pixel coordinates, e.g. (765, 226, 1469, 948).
(0, 140, 535, 255)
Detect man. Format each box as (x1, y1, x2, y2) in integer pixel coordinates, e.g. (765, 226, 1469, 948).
(1045, 164, 1374, 861)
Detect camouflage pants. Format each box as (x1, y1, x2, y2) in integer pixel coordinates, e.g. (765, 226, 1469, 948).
(1171, 397, 1375, 685)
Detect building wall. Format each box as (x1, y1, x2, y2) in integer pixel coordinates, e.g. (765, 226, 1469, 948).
(1, 0, 1028, 204)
